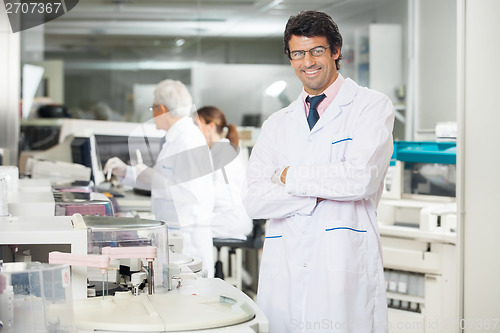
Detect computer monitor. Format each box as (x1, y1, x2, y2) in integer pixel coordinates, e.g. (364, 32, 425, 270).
(61, 119, 166, 185)
(241, 114, 261, 127)
(71, 135, 104, 185)
(94, 134, 164, 169)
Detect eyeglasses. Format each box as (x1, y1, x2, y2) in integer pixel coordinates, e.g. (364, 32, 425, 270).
(288, 45, 330, 60)
(148, 105, 163, 113)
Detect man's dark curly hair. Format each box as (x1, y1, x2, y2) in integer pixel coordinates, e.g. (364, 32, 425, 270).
(284, 10, 343, 70)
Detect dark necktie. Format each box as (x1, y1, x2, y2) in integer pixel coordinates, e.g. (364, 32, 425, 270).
(306, 94, 326, 130)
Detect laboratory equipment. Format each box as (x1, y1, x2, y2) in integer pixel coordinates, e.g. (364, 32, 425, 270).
(49, 245, 158, 296)
(0, 215, 89, 299)
(73, 214, 169, 295)
(73, 278, 269, 333)
(19, 118, 165, 171)
(0, 214, 169, 297)
(0, 166, 19, 193)
(0, 262, 76, 333)
(380, 141, 457, 231)
(6, 177, 114, 217)
(0, 166, 18, 217)
(378, 141, 457, 332)
(54, 191, 114, 217)
(19, 118, 164, 191)
(0, 214, 199, 299)
(27, 158, 91, 183)
(0, 214, 269, 332)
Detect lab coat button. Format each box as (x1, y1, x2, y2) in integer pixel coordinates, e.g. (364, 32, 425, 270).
(302, 231, 307, 235)
(303, 264, 308, 268)
(308, 138, 312, 143)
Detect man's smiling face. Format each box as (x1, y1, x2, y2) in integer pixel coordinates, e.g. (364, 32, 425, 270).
(288, 35, 340, 95)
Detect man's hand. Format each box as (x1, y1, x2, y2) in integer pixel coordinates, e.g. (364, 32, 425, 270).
(271, 166, 289, 186)
(280, 166, 290, 184)
(103, 157, 128, 178)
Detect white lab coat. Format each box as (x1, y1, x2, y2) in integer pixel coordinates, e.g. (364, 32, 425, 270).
(123, 117, 215, 277)
(211, 138, 252, 240)
(243, 78, 394, 332)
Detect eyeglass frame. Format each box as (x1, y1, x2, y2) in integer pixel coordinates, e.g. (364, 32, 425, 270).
(148, 104, 166, 113)
(287, 45, 330, 60)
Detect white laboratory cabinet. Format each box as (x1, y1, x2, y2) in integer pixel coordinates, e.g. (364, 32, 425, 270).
(354, 24, 403, 103)
(380, 225, 457, 333)
(378, 150, 458, 333)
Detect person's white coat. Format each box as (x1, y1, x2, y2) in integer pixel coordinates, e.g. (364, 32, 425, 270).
(211, 138, 252, 240)
(243, 78, 394, 332)
(122, 117, 215, 277)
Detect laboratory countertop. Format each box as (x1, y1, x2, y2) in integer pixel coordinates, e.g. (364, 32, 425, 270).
(0, 215, 86, 244)
(113, 189, 152, 212)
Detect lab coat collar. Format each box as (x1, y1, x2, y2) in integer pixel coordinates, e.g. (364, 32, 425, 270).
(286, 77, 358, 133)
(165, 116, 192, 143)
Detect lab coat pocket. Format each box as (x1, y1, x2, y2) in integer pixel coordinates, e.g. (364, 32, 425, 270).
(330, 132, 352, 163)
(260, 222, 284, 279)
(324, 221, 367, 273)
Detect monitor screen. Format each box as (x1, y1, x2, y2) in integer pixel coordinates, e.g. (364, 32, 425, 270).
(94, 134, 164, 168)
(71, 136, 104, 185)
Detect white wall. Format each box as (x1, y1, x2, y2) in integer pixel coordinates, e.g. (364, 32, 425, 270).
(415, 0, 457, 136)
(333, 0, 408, 140)
(0, 9, 20, 165)
(64, 68, 191, 120)
(461, 0, 500, 330)
(334, 0, 408, 84)
(21, 25, 44, 63)
(192, 63, 302, 126)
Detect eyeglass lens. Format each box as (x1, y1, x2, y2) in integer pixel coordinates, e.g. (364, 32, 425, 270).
(290, 46, 328, 60)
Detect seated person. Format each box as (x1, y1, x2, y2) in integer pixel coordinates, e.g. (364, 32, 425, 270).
(195, 106, 252, 240)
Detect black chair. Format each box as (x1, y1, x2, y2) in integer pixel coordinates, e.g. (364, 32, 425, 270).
(213, 219, 266, 287)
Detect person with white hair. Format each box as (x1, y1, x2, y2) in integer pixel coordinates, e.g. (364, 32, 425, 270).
(104, 79, 215, 277)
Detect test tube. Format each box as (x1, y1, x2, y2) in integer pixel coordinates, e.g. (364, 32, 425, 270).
(408, 273, 419, 312)
(398, 272, 409, 310)
(392, 299, 401, 308)
(148, 261, 154, 295)
(388, 271, 399, 292)
(398, 272, 409, 294)
(417, 274, 425, 298)
(136, 149, 143, 165)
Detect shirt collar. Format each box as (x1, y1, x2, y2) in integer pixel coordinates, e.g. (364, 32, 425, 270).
(302, 73, 345, 117)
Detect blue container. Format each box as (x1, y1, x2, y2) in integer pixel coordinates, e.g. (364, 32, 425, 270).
(390, 141, 456, 166)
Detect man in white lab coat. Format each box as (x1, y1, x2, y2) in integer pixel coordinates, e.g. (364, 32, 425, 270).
(243, 11, 394, 332)
(104, 80, 215, 277)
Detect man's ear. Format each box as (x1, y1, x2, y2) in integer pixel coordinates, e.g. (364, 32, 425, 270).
(332, 48, 341, 60)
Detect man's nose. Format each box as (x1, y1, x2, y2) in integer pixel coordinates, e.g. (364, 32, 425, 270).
(303, 52, 316, 67)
